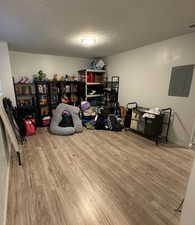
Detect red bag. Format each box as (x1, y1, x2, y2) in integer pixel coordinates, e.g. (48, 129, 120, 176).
(24, 119, 36, 136)
(87, 72, 95, 82)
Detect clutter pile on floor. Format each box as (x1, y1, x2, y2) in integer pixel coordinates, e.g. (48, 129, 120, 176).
(49, 102, 124, 135)
(81, 101, 123, 131)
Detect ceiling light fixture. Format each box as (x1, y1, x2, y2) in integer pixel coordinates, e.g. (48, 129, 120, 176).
(81, 37, 96, 46)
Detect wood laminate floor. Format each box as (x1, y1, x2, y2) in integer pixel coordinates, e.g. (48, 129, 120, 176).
(6, 129, 194, 225)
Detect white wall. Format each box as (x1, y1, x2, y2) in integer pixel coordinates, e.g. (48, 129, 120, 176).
(180, 159, 195, 225)
(10, 51, 91, 79)
(0, 118, 10, 225)
(0, 42, 16, 104)
(105, 33, 195, 147)
(0, 41, 13, 225)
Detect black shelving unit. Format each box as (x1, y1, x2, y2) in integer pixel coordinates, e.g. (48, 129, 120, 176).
(14, 80, 37, 120)
(14, 82, 36, 107)
(59, 81, 81, 106)
(50, 81, 60, 111)
(35, 81, 52, 126)
(14, 78, 119, 127)
(34, 80, 81, 126)
(104, 76, 119, 105)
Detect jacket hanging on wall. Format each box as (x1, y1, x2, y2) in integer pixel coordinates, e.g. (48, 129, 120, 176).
(3, 97, 26, 143)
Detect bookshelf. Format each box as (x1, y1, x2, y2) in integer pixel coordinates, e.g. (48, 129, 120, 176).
(78, 69, 106, 106)
(34, 80, 81, 126)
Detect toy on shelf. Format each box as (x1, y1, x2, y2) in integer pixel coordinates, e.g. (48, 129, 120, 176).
(38, 70, 47, 81)
(15, 76, 33, 84)
(53, 74, 66, 81)
(33, 70, 48, 81)
(65, 74, 69, 81)
(61, 94, 70, 104)
(18, 76, 29, 83)
(37, 84, 48, 94)
(53, 74, 60, 81)
(60, 75, 65, 81)
(89, 59, 106, 70)
(70, 75, 77, 81)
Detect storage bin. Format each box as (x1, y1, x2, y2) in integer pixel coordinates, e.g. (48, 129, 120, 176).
(130, 120, 138, 130)
(137, 119, 145, 134)
(131, 110, 140, 120)
(94, 74, 104, 82)
(144, 116, 163, 136)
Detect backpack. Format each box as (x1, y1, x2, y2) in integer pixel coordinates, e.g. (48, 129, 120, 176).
(107, 114, 122, 131)
(99, 105, 114, 119)
(17, 105, 37, 137)
(24, 119, 36, 136)
(95, 114, 108, 130)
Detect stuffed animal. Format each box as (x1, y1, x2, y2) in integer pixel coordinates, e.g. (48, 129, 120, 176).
(61, 94, 70, 104)
(38, 70, 48, 81)
(65, 74, 69, 81)
(53, 74, 61, 81)
(60, 75, 65, 81)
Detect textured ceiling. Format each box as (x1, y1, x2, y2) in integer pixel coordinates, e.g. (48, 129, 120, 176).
(0, 0, 195, 58)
